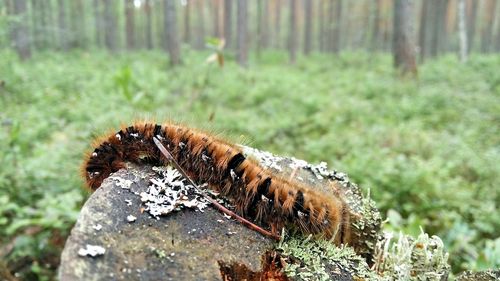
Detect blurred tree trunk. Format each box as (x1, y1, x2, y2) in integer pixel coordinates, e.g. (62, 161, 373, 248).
(6, 0, 14, 44)
(303, 0, 312, 55)
(45, 0, 55, 49)
(58, 0, 68, 50)
(125, 0, 135, 50)
(371, 0, 381, 51)
(155, 0, 163, 47)
(237, 0, 248, 67)
(382, 0, 393, 51)
(332, 0, 342, 53)
(429, 0, 449, 57)
(164, 0, 181, 65)
(418, 0, 429, 61)
(497, 11, 500, 52)
(40, 0, 48, 48)
(458, 0, 467, 62)
(274, 0, 281, 48)
(12, 0, 31, 59)
(326, 0, 334, 52)
(30, 0, 41, 49)
(104, 0, 118, 52)
(261, 0, 269, 49)
(393, 0, 417, 77)
(223, 0, 232, 48)
(465, 0, 478, 53)
(212, 0, 221, 37)
(79, 0, 86, 47)
(361, 1, 371, 49)
(183, 0, 191, 44)
(195, 0, 205, 49)
(429, 0, 439, 57)
(257, 0, 269, 52)
(437, 0, 450, 53)
(257, 0, 262, 56)
(145, 0, 153, 49)
(318, 0, 325, 52)
(480, 0, 497, 53)
(496, 25, 500, 52)
(70, 0, 85, 48)
(343, 1, 351, 49)
(5, 1, 12, 16)
(288, 0, 297, 63)
(93, 0, 102, 47)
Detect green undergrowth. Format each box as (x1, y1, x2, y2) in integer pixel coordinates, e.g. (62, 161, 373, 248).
(0, 49, 499, 280)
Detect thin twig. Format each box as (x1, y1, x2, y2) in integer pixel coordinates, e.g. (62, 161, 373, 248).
(153, 137, 280, 241)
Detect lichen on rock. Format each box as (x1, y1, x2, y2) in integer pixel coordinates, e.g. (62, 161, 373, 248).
(372, 230, 450, 281)
(276, 236, 384, 281)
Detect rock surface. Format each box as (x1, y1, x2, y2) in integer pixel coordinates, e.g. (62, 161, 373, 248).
(59, 165, 273, 281)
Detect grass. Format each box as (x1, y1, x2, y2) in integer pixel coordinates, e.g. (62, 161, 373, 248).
(0, 48, 499, 280)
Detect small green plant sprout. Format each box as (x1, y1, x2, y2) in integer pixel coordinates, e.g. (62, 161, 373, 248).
(205, 37, 225, 68)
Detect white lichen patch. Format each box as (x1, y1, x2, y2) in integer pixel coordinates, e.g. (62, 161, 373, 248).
(241, 145, 353, 188)
(78, 244, 106, 257)
(372, 230, 450, 281)
(92, 224, 102, 231)
(109, 175, 134, 190)
(126, 215, 137, 223)
(139, 166, 210, 218)
(240, 146, 283, 171)
(288, 157, 309, 170)
(304, 161, 352, 187)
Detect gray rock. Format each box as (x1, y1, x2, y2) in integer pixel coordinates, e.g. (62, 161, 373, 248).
(59, 165, 273, 281)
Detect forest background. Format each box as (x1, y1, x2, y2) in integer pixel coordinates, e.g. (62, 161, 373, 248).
(0, 0, 499, 280)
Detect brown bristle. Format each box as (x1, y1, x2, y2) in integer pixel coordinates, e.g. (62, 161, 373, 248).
(81, 122, 352, 245)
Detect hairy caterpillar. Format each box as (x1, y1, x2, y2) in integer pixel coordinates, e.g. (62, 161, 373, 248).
(82, 122, 351, 245)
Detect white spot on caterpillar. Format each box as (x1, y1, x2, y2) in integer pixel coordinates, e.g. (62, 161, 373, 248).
(130, 133, 139, 138)
(230, 169, 238, 181)
(261, 195, 269, 203)
(115, 134, 121, 141)
(155, 135, 164, 140)
(201, 154, 210, 162)
(298, 211, 306, 218)
(92, 152, 98, 157)
(179, 142, 186, 148)
(88, 171, 100, 179)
